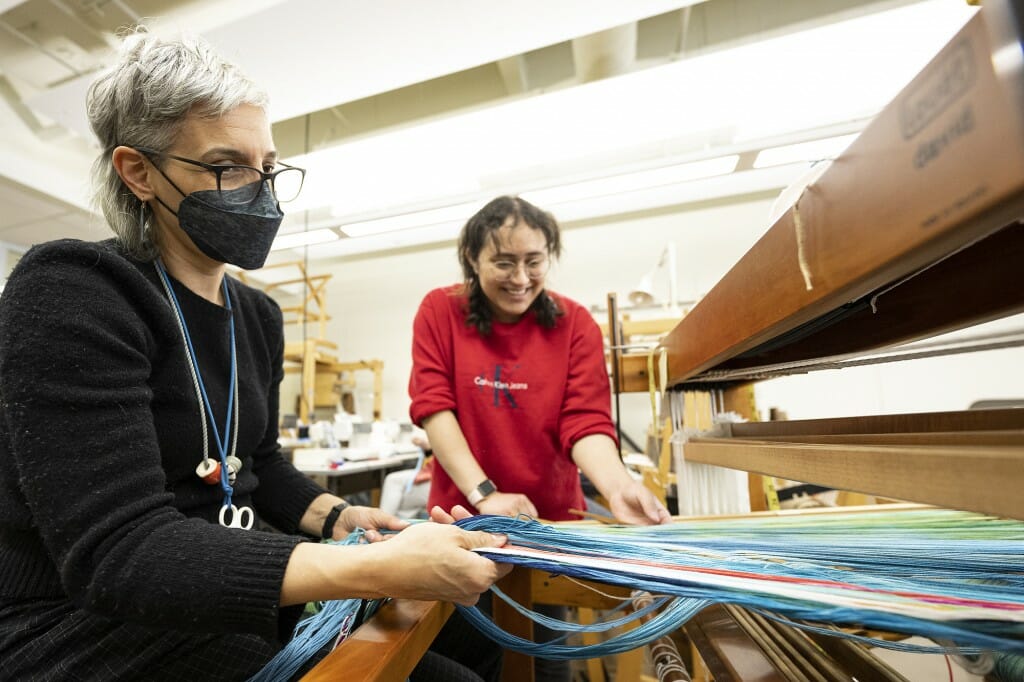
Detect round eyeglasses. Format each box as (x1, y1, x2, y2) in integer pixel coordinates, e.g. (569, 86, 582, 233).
(133, 146, 306, 205)
(489, 256, 550, 281)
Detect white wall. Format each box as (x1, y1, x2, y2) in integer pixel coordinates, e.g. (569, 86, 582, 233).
(0, 241, 27, 295)
(281, 194, 1024, 442)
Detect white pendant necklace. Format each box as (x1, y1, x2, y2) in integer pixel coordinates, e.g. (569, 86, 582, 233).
(155, 260, 252, 529)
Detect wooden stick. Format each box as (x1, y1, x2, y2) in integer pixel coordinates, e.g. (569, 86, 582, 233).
(567, 508, 617, 524)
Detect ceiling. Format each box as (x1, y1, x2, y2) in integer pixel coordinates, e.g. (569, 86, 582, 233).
(0, 0, 979, 273)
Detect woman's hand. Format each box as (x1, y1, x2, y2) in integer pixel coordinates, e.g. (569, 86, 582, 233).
(605, 481, 671, 525)
(429, 504, 473, 524)
(475, 491, 539, 519)
(338, 506, 410, 542)
(368, 520, 511, 605)
(571, 434, 671, 526)
(282, 504, 509, 607)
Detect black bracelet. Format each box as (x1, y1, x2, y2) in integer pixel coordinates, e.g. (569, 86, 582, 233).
(321, 501, 350, 539)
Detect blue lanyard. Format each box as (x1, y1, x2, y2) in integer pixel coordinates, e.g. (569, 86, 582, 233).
(155, 260, 238, 506)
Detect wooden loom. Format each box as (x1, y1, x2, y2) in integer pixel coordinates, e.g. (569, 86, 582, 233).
(302, 5, 1024, 680)
(237, 261, 385, 423)
(647, 5, 1024, 678)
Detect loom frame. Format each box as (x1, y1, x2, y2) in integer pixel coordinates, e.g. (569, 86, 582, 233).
(655, 6, 1024, 678)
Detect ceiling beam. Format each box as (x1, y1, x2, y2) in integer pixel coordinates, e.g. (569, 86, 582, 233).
(572, 23, 638, 83)
(496, 55, 528, 95)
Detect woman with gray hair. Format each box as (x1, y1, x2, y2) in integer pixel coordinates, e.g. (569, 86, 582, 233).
(0, 30, 506, 680)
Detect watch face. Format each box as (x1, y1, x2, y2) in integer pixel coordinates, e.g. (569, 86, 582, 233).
(478, 479, 496, 496)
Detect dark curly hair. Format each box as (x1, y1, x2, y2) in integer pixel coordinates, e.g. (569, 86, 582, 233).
(458, 195, 564, 335)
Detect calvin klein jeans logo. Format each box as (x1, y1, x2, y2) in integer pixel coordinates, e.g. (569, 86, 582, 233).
(474, 365, 528, 408)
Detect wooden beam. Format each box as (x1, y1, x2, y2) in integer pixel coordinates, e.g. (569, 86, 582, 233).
(495, 567, 535, 682)
(747, 430, 1024, 447)
(711, 221, 1024, 375)
(729, 408, 1024, 438)
(301, 599, 452, 682)
(684, 438, 1024, 520)
(660, 14, 1024, 386)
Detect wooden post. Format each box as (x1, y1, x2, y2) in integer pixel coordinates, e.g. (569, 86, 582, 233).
(301, 337, 317, 423)
(495, 567, 535, 682)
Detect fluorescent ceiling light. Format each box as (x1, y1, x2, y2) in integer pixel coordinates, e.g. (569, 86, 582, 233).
(270, 228, 339, 251)
(521, 155, 739, 206)
(337, 155, 738, 237)
(310, 163, 810, 259)
(339, 201, 485, 238)
(753, 133, 860, 169)
(291, 132, 482, 216)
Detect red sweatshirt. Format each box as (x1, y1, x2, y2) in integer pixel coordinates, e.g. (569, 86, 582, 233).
(409, 285, 617, 521)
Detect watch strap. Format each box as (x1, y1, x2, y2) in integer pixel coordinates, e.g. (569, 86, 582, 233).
(321, 500, 350, 539)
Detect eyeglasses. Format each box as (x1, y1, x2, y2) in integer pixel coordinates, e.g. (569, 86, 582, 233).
(488, 256, 550, 281)
(133, 146, 306, 205)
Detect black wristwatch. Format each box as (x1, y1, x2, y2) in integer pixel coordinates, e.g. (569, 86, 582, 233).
(466, 479, 497, 506)
(321, 500, 350, 539)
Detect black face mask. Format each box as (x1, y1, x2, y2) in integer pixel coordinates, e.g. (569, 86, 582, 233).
(172, 183, 284, 270)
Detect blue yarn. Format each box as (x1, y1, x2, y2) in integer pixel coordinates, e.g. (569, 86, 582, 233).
(250, 531, 384, 682)
(455, 513, 1024, 658)
(489, 584, 669, 635)
(458, 596, 711, 660)
(250, 511, 1024, 673)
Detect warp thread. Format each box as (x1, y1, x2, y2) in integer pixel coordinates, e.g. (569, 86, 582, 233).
(455, 510, 1024, 659)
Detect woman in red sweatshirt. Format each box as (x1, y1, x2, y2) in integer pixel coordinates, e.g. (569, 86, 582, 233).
(409, 195, 669, 525)
(409, 195, 670, 681)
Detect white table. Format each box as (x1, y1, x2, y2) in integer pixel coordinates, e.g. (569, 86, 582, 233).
(291, 446, 422, 500)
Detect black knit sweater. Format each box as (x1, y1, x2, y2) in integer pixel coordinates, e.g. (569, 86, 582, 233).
(0, 239, 324, 640)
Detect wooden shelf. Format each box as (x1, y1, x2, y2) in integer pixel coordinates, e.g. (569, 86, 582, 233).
(283, 339, 384, 421)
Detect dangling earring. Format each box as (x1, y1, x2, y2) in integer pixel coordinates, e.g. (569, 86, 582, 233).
(138, 201, 149, 239)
